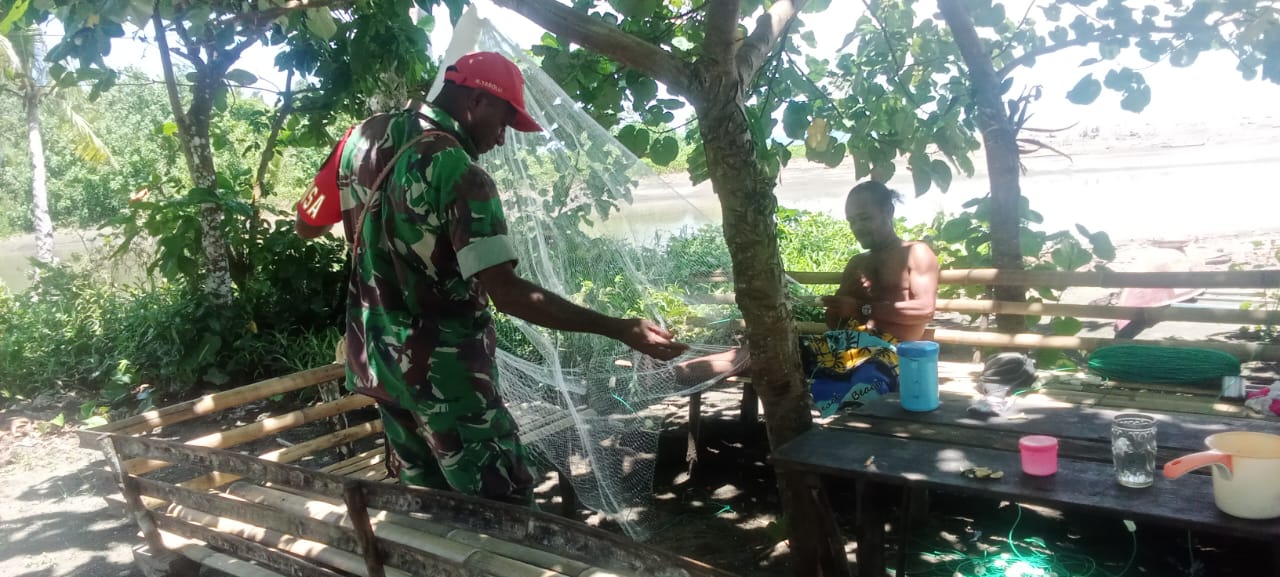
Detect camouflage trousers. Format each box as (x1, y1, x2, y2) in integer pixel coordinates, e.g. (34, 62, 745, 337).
(377, 401, 535, 506)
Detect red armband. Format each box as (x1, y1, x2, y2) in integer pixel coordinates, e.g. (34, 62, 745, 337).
(296, 126, 355, 227)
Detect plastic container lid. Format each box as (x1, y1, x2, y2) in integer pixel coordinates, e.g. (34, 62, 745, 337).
(1019, 435, 1058, 452)
(898, 341, 940, 358)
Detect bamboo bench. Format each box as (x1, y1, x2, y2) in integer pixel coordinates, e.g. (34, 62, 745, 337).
(79, 364, 711, 577)
(684, 268, 1280, 434)
(85, 429, 737, 577)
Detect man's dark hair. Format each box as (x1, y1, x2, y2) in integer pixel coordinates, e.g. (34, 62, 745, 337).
(848, 180, 903, 216)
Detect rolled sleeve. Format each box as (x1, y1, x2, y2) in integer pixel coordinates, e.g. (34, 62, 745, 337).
(447, 162, 518, 279)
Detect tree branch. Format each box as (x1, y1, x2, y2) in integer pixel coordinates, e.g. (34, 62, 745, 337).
(859, 0, 921, 108)
(703, 0, 740, 72)
(492, 0, 692, 96)
(171, 18, 206, 74)
(153, 6, 196, 173)
(736, 0, 809, 80)
(211, 35, 262, 75)
(995, 23, 1179, 79)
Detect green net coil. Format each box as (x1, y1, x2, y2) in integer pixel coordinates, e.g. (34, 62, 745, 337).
(1087, 344, 1241, 385)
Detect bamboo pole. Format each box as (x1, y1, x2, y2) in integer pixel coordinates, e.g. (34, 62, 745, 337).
(89, 364, 346, 438)
(226, 483, 588, 577)
(787, 268, 1280, 289)
(925, 328, 1280, 361)
(180, 419, 383, 492)
(162, 504, 412, 577)
(127, 395, 375, 475)
(322, 447, 386, 475)
(934, 298, 1280, 325)
(159, 532, 288, 577)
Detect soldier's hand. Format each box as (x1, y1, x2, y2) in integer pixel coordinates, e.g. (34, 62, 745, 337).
(618, 319, 690, 361)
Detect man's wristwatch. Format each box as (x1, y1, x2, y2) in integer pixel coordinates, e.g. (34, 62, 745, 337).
(860, 303, 873, 318)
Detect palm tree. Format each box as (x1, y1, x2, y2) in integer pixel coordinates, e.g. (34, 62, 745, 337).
(0, 23, 111, 264)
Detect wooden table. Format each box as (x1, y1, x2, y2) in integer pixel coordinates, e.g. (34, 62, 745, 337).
(772, 392, 1280, 577)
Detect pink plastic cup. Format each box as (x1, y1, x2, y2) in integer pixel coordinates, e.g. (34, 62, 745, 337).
(1019, 435, 1059, 476)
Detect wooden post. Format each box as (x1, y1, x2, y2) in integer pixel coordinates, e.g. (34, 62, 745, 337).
(784, 471, 851, 577)
(895, 488, 912, 577)
(557, 470, 578, 518)
(741, 381, 759, 426)
(344, 481, 387, 577)
(854, 478, 887, 577)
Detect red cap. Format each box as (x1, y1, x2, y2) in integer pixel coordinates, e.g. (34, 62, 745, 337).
(444, 51, 542, 133)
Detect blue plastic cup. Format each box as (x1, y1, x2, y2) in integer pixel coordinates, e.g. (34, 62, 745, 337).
(898, 341, 940, 412)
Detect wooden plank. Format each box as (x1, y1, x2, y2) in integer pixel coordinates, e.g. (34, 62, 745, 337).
(161, 501, 419, 577)
(180, 420, 383, 491)
(226, 483, 599, 577)
(787, 269, 1280, 289)
(134, 477, 360, 553)
(127, 394, 375, 476)
(828, 393, 1280, 457)
(82, 364, 345, 442)
(159, 532, 288, 577)
(356, 483, 740, 577)
(152, 511, 348, 577)
(343, 482, 387, 577)
(1027, 388, 1261, 419)
(771, 428, 1280, 541)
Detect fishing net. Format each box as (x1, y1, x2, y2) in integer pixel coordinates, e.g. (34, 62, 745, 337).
(424, 7, 751, 540)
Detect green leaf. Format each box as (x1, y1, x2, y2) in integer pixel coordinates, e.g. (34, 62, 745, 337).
(1051, 239, 1091, 270)
(49, 413, 65, 428)
(1021, 231, 1045, 257)
(1120, 83, 1151, 112)
(628, 75, 659, 109)
(782, 101, 813, 141)
(608, 0, 659, 18)
(82, 415, 109, 428)
(650, 135, 679, 166)
(1142, 6, 1159, 17)
(909, 153, 932, 196)
(617, 125, 650, 156)
(1048, 26, 1068, 44)
(802, 0, 832, 12)
(940, 217, 972, 243)
(1042, 3, 1062, 21)
(225, 69, 258, 86)
(0, 0, 30, 35)
(1051, 316, 1084, 336)
(306, 9, 338, 41)
(1086, 230, 1116, 261)
(1066, 74, 1102, 105)
(930, 159, 952, 192)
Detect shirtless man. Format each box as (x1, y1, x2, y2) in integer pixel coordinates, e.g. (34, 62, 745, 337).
(821, 181, 939, 341)
(671, 181, 939, 388)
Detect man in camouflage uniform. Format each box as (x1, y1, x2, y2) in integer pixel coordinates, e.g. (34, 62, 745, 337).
(295, 52, 688, 506)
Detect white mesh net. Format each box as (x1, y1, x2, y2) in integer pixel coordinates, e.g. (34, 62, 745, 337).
(431, 8, 752, 540)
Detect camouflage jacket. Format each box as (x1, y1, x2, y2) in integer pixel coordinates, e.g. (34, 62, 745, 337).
(338, 103, 517, 407)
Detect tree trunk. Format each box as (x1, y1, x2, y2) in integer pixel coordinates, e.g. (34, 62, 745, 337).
(25, 82, 54, 264)
(939, 0, 1025, 333)
(694, 82, 812, 452)
(186, 78, 234, 304)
